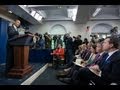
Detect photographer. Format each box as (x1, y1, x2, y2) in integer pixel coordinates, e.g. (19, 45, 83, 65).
(64, 33, 74, 68)
(44, 32, 52, 49)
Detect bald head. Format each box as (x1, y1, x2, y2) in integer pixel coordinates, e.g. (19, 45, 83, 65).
(14, 19, 21, 27)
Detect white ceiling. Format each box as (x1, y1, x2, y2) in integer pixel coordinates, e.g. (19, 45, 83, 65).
(27, 5, 78, 21)
(3, 5, 120, 24)
(26, 5, 120, 23)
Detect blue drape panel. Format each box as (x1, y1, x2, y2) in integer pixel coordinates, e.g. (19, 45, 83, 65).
(0, 18, 9, 64)
(29, 49, 53, 63)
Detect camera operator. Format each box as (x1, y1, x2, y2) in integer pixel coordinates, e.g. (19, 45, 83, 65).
(44, 32, 52, 49)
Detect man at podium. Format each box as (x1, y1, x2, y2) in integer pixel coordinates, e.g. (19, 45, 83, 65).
(6, 19, 21, 75)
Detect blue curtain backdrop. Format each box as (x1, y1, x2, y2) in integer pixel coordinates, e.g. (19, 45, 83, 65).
(29, 49, 53, 63)
(0, 18, 9, 64)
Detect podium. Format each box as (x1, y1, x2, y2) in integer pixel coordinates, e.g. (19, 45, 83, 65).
(7, 34, 33, 78)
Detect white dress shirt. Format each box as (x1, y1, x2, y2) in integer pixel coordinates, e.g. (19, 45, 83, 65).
(13, 25, 18, 31)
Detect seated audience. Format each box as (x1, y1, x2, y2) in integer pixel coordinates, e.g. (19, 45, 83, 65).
(58, 36, 120, 85)
(81, 44, 97, 66)
(57, 44, 97, 79)
(81, 43, 92, 61)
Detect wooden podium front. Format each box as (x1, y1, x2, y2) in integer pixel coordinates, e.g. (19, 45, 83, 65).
(7, 34, 33, 78)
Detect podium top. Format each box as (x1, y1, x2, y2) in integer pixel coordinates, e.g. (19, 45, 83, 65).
(8, 34, 35, 46)
(8, 34, 34, 42)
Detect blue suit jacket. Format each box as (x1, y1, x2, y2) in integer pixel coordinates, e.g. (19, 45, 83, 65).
(99, 50, 120, 83)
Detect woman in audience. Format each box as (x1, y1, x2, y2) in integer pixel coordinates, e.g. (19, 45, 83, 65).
(83, 44, 97, 66)
(51, 44, 65, 69)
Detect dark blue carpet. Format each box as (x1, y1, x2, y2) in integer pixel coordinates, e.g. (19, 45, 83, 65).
(31, 67, 67, 85)
(0, 63, 46, 85)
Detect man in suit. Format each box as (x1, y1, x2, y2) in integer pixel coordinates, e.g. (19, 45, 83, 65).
(59, 36, 120, 85)
(6, 19, 21, 75)
(7, 20, 20, 39)
(64, 33, 74, 68)
(44, 32, 52, 49)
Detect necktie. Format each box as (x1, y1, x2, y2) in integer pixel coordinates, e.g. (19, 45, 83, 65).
(95, 54, 100, 60)
(94, 54, 100, 63)
(103, 53, 109, 62)
(101, 53, 109, 69)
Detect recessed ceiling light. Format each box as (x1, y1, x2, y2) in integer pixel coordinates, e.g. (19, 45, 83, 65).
(92, 7, 102, 17)
(8, 10, 12, 13)
(24, 5, 27, 7)
(58, 6, 62, 8)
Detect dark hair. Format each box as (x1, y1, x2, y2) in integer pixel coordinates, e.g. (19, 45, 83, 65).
(73, 36, 76, 38)
(91, 44, 97, 50)
(98, 38, 104, 42)
(84, 38, 88, 43)
(39, 34, 42, 39)
(87, 26, 90, 29)
(106, 36, 119, 49)
(78, 35, 81, 38)
(96, 40, 103, 47)
(35, 33, 39, 36)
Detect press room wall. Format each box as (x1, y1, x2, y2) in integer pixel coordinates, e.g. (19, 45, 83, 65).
(29, 20, 120, 41)
(29, 21, 90, 41)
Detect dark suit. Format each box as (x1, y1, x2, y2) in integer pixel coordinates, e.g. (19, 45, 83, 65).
(6, 25, 19, 74)
(7, 25, 19, 39)
(99, 50, 120, 83)
(72, 50, 120, 85)
(65, 37, 74, 66)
